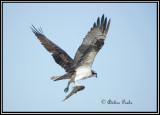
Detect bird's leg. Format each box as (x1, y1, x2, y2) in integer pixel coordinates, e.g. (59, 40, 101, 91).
(75, 82, 79, 86)
(64, 80, 72, 93)
(74, 81, 82, 87)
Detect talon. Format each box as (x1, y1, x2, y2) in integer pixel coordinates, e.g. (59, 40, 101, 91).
(64, 87, 69, 93)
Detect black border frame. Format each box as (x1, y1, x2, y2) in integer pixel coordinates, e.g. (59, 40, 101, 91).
(1, 1, 159, 114)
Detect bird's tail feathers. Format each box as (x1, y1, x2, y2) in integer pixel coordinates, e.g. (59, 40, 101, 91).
(51, 73, 71, 81)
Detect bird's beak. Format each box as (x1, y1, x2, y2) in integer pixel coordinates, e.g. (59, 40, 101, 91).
(95, 73, 97, 78)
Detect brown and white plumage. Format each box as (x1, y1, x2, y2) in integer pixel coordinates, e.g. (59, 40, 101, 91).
(31, 14, 110, 101)
(72, 15, 110, 69)
(31, 25, 73, 73)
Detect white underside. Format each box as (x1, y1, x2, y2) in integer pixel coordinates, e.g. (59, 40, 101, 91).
(74, 66, 92, 83)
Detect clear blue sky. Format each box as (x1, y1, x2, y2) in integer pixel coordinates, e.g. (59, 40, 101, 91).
(3, 3, 157, 112)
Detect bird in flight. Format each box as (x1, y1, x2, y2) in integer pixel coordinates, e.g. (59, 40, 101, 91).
(31, 14, 110, 100)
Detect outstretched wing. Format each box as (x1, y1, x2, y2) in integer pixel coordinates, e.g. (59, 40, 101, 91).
(72, 15, 111, 69)
(31, 25, 73, 72)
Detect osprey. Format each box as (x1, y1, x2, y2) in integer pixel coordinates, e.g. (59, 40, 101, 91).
(31, 15, 110, 94)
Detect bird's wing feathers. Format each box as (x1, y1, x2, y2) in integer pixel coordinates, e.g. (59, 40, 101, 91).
(31, 15, 110, 72)
(72, 15, 111, 68)
(31, 25, 73, 72)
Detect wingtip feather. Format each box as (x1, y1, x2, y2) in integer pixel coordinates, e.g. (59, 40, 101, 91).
(103, 17, 107, 33)
(93, 22, 96, 27)
(100, 14, 104, 30)
(97, 17, 100, 27)
(93, 15, 110, 35)
(104, 18, 111, 35)
(30, 24, 44, 36)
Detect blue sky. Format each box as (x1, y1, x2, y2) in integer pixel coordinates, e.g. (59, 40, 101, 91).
(3, 3, 157, 112)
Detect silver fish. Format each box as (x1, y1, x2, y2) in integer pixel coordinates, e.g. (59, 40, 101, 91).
(63, 85, 85, 101)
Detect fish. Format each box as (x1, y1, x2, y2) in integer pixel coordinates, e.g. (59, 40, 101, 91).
(62, 85, 85, 101)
